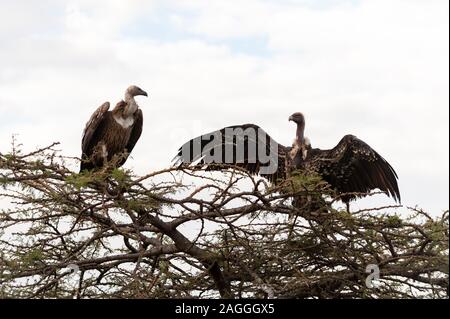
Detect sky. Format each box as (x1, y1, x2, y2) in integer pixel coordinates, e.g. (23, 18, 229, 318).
(0, 0, 448, 214)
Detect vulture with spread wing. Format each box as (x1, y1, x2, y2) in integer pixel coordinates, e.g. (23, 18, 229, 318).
(80, 85, 147, 172)
(173, 112, 400, 205)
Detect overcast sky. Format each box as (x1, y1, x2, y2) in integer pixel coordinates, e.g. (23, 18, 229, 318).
(0, 0, 448, 214)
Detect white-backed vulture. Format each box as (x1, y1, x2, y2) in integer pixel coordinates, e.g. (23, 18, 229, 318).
(174, 112, 400, 205)
(80, 85, 147, 172)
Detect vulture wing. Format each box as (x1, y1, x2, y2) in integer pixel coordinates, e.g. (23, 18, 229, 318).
(80, 102, 110, 171)
(126, 109, 143, 153)
(174, 123, 289, 183)
(117, 108, 143, 167)
(305, 135, 400, 202)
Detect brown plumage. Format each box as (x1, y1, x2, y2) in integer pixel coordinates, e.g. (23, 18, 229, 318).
(288, 112, 400, 203)
(174, 112, 400, 205)
(80, 85, 147, 172)
(174, 123, 288, 183)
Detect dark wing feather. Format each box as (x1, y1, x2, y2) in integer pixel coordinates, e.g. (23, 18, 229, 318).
(173, 123, 288, 183)
(81, 102, 110, 155)
(306, 135, 400, 202)
(80, 102, 110, 171)
(117, 109, 143, 167)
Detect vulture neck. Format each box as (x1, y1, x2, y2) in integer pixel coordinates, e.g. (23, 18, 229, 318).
(293, 122, 309, 161)
(123, 93, 139, 117)
(295, 122, 305, 146)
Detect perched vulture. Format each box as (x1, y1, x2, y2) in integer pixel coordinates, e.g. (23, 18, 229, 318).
(173, 112, 400, 205)
(79, 85, 147, 172)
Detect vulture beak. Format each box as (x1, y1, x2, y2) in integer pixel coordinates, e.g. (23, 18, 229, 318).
(140, 90, 148, 97)
(289, 115, 294, 122)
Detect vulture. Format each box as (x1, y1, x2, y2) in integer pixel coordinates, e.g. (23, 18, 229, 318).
(79, 85, 147, 172)
(173, 112, 400, 206)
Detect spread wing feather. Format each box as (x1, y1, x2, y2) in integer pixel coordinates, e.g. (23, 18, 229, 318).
(306, 135, 400, 202)
(174, 123, 288, 183)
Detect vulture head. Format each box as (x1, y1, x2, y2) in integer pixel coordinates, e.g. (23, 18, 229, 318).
(288, 112, 305, 125)
(122, 85, 148, 117)
(126, 85, 148, 98)
(289, 112, 308, 147)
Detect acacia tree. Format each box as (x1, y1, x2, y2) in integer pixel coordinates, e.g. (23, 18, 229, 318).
(0, 142, 448, 298)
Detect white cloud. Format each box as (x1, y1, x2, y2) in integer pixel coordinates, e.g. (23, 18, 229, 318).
(0, 0, 448, 214)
